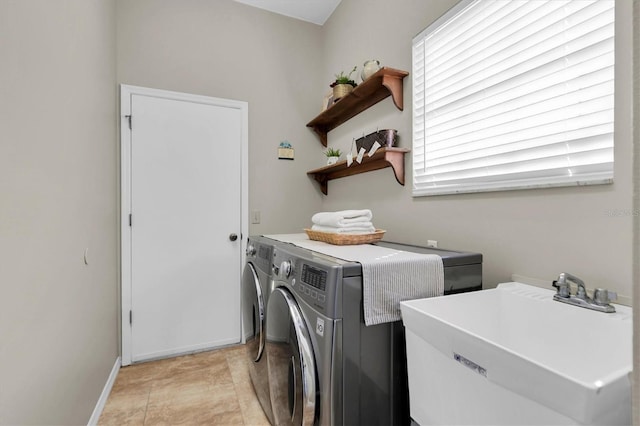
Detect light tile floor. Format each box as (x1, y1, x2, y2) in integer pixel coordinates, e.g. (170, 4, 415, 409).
(98, 345, 270, 425)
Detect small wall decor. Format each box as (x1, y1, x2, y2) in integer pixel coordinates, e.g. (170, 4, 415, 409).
(278, 141, 294, 160)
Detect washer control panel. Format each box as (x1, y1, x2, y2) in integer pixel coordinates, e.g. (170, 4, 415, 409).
(298, 263, 327, 308)
(271, 245, 337, 316)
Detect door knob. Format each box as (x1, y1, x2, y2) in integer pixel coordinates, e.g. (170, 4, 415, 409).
(229, 233, 238, 241)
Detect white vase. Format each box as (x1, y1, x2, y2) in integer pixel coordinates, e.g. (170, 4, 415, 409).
(361, 60, 381, 81)
(327, 156, 339, 165)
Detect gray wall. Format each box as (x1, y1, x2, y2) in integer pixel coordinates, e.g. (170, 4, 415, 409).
(0, 0, 118, 424)
(116, 0, 325, 236)
(320, 0, 636, 300)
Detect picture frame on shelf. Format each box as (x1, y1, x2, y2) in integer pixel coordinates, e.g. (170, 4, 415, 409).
(321, 90, 334, 112)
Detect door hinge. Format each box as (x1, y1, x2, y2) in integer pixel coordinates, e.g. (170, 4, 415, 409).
(129, 214, 132, 227)
(125, 115, 132, 130)
(129, 310, 132, 325)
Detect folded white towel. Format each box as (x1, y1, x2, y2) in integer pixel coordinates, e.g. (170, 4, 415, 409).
(311, 209, 373, 227)
(311, 224, 376, 234)
(311, 221, 373, 229)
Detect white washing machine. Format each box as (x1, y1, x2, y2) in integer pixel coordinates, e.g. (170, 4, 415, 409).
(241, 236, 275, 424)
(263, 237, 483, 425)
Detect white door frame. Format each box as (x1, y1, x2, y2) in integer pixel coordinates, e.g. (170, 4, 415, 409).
(120, 84, 248, 365)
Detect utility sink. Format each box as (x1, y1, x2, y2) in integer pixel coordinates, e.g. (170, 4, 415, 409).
(400, 282, 632, 425)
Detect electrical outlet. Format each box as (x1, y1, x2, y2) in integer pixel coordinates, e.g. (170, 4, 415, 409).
(427, 240, 438, 248)
(251, 211, 261, 224)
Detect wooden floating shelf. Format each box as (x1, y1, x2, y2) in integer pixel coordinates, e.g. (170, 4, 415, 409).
(307, 147, 410, 195)
(306, 67, 409, 146)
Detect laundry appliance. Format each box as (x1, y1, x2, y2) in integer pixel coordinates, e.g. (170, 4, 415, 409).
(241, 235, 276, 423)
(262, 235, 482, 425)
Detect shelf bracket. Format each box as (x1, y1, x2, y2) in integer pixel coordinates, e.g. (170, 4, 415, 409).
(312, 174, 329, 195)
(311, 127, 328, 147)
(385, 150, 406, 185)
(382, 74, 404, 111)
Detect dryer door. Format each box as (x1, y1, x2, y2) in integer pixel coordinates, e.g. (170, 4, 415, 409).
(267, 287, 317, 426)
(242, 262, 265, 361)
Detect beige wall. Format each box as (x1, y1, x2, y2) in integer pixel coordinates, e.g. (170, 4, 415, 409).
(0, 0, 118, 424)
(320, 0, 635, 300)
(633, 0, 639, 423)
(115, 0, 635, 296)
(116, 0, 325, 236)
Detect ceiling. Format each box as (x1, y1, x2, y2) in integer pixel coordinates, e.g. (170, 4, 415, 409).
(232, 0, 342, 25)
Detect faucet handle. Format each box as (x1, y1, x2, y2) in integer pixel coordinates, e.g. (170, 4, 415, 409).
(552, 279, 571, 298)
(593, 288, 617, 306)
(575, 283, 588, 300)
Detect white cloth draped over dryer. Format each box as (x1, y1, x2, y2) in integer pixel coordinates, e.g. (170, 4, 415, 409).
(311, 209, 376, 234)
(264, 233, 444, 326)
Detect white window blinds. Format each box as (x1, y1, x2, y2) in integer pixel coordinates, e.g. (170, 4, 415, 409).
(412, 0, 615, 196)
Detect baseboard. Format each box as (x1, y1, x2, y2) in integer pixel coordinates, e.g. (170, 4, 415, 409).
(87, 356, 121, 426)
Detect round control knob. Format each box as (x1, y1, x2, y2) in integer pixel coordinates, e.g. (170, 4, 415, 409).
(280, 260, 292, 278)
(593, 288, 611, 305)
(246, 244, 256, 256)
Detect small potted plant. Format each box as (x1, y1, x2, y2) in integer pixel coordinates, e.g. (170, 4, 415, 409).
(330, 66, 358, 101)
(325, 147, 342, 165)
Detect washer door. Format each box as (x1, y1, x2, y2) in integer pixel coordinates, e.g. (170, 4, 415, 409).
(267, 287, 317, 426)
(242, 262, 265, 362)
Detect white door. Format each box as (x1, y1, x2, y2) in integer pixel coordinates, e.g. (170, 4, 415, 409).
(120, 85, 248, 365)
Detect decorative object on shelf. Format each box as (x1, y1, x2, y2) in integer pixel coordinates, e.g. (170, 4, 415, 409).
(356, 129, 398, 152)
(379, 129, 398, 147)
(324, 147, 342, 165)
(347, 137, 356, 167)
(321, 90, 334, 112)
(361, 60, 381, 81)
(307, 67, 409, 146)
(330, 66, 358, 101)
(278, 141, 294, 160)
(367, 141, 381, 157)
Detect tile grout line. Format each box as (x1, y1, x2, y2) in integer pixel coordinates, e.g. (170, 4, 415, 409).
(142, 385, 151, 425)
(225, 353, 247, 425)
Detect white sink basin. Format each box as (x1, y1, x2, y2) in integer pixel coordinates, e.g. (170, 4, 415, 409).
(400, 282, 632, 425)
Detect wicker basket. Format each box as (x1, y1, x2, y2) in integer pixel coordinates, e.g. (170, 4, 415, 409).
(304, 229, 385, 245)
(332, 84, 354, 101)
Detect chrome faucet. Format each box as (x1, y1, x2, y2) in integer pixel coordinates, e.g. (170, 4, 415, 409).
(552, 272, 617, 313)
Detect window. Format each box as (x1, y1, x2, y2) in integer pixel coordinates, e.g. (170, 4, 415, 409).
(412, 0, 615, 196)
